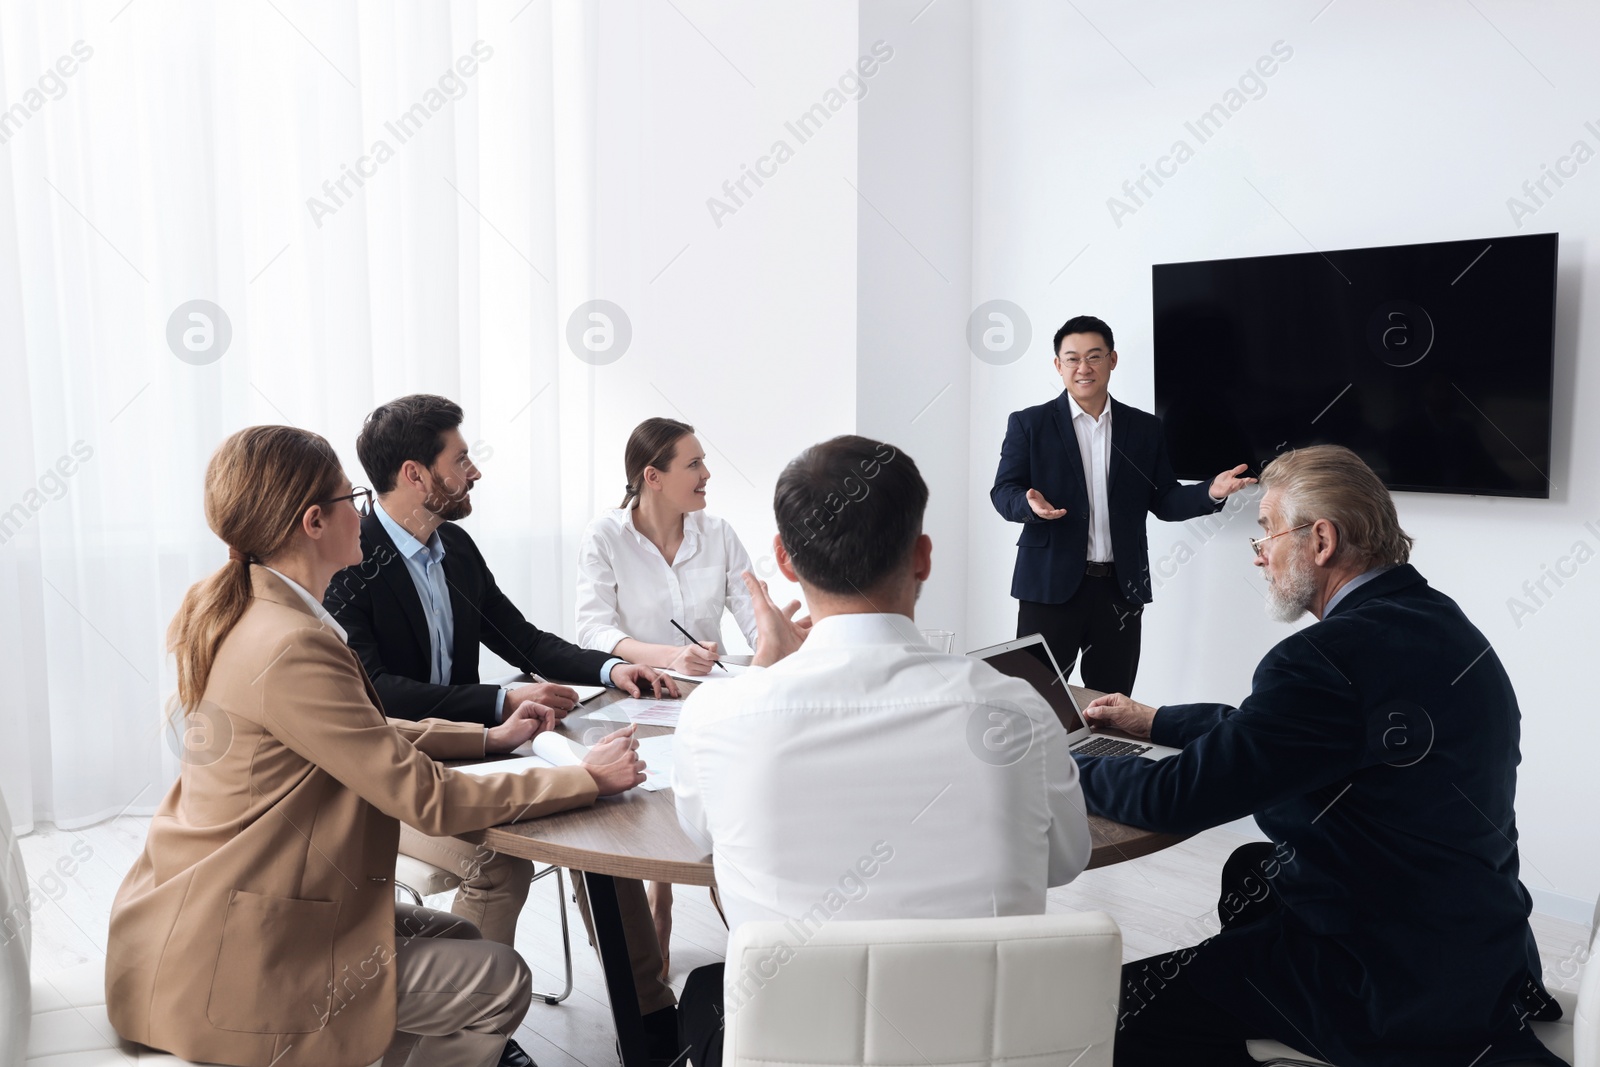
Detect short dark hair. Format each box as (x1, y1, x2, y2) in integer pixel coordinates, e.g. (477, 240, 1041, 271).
(1053, 314, 1114, 356)
(772, 436, 927, 596)
(356, 394, 464, 494)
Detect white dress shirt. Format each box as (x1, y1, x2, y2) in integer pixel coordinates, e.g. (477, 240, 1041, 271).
(262, 567, 348, 643)
(673, 612, 1092, 937)
(1068, 393, 1114, 563)
(575, 508, 759, 655)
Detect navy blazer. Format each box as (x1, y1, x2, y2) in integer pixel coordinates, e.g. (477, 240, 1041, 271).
(1076, 566, 1561, 1066)
(990, 393, 1219, 605)
(324, 511, 612, 727)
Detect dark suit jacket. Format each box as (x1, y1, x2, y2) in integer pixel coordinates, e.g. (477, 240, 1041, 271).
(324, 511, 613, 727)
(1075, 566, 1561, 1066)
(990, 393, 1219, 605)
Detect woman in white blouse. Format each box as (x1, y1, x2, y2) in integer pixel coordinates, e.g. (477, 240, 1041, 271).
(577, 417, 758, 673)
(576, 417, 758, 973)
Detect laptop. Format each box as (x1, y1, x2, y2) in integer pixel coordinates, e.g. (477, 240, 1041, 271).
(968, 633, 1181, 761)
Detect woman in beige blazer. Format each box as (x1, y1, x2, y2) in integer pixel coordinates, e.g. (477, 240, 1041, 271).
(106, 425, 645, 1067)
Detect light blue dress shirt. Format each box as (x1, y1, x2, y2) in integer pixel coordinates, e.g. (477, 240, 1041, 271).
(375, 503, 454, 687)
(377, 503, 623, 719)
(1323, 563, 1396, 616)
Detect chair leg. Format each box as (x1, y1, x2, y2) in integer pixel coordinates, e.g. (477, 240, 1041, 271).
(394, 882, 424, 907)
(710, 882, 728, 929)
(528, 865, 574, 1005)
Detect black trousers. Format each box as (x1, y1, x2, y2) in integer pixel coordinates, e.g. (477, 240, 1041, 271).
(1018, 573, 1144, 695)
(678, 962, 726, 1066)
(1114, 842, 1281, 1066)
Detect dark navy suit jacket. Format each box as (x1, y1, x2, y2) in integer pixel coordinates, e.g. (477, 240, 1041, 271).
(324, 511, 611, 727)
(990, 392, 1220, 606)
(1076, 565, 1561, 1066)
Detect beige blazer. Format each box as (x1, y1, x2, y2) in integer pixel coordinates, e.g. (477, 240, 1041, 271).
(106, 567, 598, 1067)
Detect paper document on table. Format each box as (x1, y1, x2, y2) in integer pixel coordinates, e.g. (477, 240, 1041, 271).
(568, 684, 606, 703)
(454, 754, 557, 777)
(521, 732, 586, 765)
(508, 730, 674, 792)
(611, 697, 684, 726)
(636, 734, 674, 792)
(571, 698, 683, 726)
(508, 732, 585, 762)
(571, 703, 633, 724)
(663, 662, 750, 683)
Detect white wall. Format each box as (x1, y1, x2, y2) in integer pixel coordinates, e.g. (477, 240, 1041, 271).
(961, 0, 1600, 916)
(489, 0, 863, 665)
(565, 0, 861, 651)
(856, 0, 972, 638)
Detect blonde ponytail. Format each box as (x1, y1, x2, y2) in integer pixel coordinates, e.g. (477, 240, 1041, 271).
(168, 426, 342, 715)
(167, 560, 255, 714)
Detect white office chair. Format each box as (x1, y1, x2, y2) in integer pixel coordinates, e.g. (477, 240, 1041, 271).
(0, 788, 382, 1067)
(2, 790, 254, 1065)
(1246, 901, 1598, 1066)
(720, 911, 1123, 1067)
(392, 852, 575, 1004)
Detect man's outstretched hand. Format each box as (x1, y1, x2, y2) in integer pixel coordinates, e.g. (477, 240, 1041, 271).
(1026, 488, 1067, 520)
(741, 570, 812, 668)
(1209, 464, 1257, 500)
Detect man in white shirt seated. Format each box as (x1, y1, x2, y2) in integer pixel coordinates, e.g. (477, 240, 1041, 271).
(670, 434, 1094, 1066)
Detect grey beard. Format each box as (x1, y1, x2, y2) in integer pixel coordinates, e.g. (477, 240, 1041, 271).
(1265, 552, 1317, 623)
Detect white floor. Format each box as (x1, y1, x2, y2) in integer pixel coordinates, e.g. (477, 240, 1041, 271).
(19, 817, 1591, 1067)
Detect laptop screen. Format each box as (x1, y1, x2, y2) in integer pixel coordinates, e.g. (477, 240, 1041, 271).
(976, 642, 1086, 733)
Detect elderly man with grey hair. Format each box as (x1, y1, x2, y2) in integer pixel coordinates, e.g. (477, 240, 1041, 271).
(1076, 445, 1562, 1067)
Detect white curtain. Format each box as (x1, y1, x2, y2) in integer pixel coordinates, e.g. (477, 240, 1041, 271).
(0, 0, 606, 833)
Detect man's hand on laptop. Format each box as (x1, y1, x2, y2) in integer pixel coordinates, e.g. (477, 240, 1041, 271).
(742, 570, 812, 667)
(1081, 693, 1157, 739)
(485, 701, 558, 752)
(506, 681, 579, 718)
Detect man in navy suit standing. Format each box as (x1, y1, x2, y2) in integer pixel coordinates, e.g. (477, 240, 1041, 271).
(990, 315, 1254, 693)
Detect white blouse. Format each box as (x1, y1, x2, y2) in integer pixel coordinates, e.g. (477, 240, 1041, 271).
(575, 508, 760, 656)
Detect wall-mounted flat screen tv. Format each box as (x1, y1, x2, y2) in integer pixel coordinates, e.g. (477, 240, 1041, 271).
(1153, 232, 1557, 498)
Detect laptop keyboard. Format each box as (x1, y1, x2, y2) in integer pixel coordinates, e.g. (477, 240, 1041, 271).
(1071, 736, 1154, 758)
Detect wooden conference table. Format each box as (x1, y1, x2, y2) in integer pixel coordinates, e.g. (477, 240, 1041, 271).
(457, 677, 1184, 1066)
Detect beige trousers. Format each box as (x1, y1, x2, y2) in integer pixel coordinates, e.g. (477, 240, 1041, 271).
(399, 826, 675, 1015)
(381, 903, 530, 1067)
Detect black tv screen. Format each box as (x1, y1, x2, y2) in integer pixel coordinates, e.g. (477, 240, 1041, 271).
(1152, 233, 1557, 498)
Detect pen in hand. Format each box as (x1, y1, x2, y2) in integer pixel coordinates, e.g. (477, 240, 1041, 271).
(669, 618, 729, 673)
